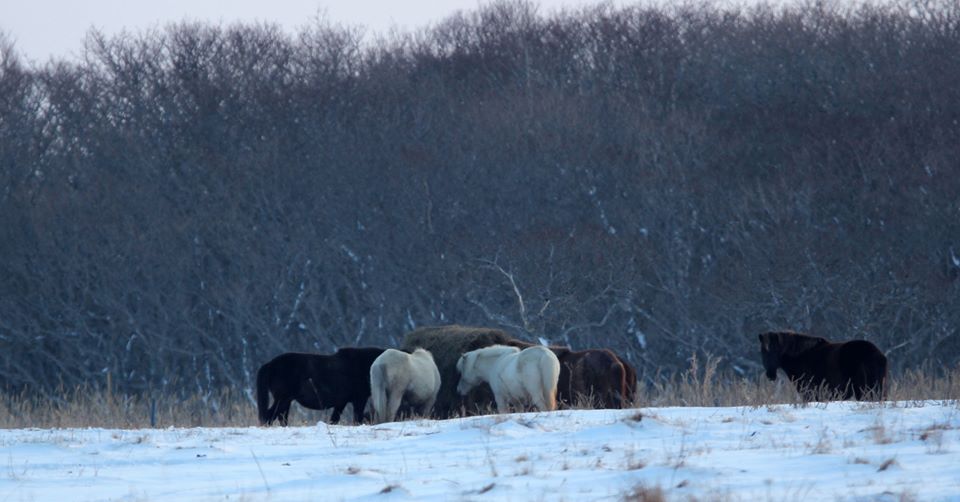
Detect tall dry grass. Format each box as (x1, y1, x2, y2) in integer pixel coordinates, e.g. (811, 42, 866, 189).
(3, 358, 959, 429)
(0, 385, 260, 429)
(631, 356, 960, 408)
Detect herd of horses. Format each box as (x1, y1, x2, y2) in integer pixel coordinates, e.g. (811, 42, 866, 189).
(256, 325, 888, 426)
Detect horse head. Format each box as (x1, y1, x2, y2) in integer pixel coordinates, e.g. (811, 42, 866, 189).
(759, 331, 830, 381)
(758, 332, 782, 381)
(455, 352, 477, 395)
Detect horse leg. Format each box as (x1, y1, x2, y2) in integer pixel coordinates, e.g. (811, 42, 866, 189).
(276, 399, 292, 426)
(330, 403, 344, 424)
(531, 391, 549, 412)
(361, 398, 374, 423)
(494, 393, 510, 414)
(262, 401, 279, 425)
(526, 381, 551, 412)
(386, 392, 404, 422)
(421, 395, 437, 419)
(352, 399, 369, 424)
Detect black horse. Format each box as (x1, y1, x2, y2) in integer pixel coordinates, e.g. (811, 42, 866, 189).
(256, 347, 386, 425)
(758, 331, 887, 401)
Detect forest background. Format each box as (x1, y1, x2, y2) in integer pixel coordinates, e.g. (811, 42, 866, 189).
(1, 0, 958, 403)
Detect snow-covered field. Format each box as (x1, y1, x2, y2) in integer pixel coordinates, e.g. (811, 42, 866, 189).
(1, 401, 958, 501)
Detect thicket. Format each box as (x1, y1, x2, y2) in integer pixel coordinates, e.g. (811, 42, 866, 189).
(1, 0, 958, 401)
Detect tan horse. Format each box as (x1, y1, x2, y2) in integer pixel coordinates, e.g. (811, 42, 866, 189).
(456, 345, 560, 413)
(368, 348, 441, 423)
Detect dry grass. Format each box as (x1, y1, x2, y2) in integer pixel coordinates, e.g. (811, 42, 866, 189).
(0, 385, 260, 429)
(3, 359, 959, 429)
(629, 356, 960, 409)
(884, 365, 960, 402)
(877, 458, 898, 472)
(622, 484, 666, 502)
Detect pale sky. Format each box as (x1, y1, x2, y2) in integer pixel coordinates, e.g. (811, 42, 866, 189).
(1, 0, 632, 64)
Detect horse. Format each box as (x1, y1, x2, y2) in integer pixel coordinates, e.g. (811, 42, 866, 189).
(368, 348, 442, 423)
(400, 325, 517, 417)
(504, 340, 628, 409)
(256, 347, 386, 425)
(553, 347, 628, 409)
(758, 331, 887, 401)
(456, 345, 560, 413)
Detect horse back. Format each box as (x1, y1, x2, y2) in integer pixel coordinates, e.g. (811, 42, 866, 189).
(335, 347, 388, 373)
(333, 347, 387, 393)
(262, 352, 329, 387)
(517, 345, 555, 366)
(509, 346, 554, 381)
(838, 340, 887, 382)
(266, 349, 384, 397)
(838, 339, 885, 360)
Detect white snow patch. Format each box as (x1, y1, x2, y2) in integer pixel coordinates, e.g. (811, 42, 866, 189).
(0, 402, 958, 500)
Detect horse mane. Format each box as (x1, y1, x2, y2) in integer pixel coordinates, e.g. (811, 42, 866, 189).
(472, 345, 521, 357)
(763, 331, 829, 356)
(503, 338, 571, 356)
(780, 331, 829, 355)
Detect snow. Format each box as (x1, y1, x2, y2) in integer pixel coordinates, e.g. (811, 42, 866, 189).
(1, 401, 959, 501)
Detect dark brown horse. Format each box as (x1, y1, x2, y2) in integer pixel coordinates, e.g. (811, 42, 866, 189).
(256, 347, 386, 425)
(758, 331, 887, 401)
(554, 347, 628, 409)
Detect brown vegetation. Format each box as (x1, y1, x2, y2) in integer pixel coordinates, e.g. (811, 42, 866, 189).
(2, 357, 958, 429)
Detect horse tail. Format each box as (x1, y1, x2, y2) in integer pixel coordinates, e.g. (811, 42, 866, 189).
(611, 359, 627, 409)
(256, 363, 272, 425)
(859, 347, 888, 401)
(540, 350, 560, 411)
(370, 359, 389, 423)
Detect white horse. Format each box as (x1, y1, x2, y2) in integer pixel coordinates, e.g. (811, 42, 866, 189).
(456, 345, 560, 413)
(368, 348, 441, 423)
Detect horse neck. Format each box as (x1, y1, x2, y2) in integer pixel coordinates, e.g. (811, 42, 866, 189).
(778, 351, 815, 379)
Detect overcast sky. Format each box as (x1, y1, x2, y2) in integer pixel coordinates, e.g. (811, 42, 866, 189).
(2, 0, 636, 63)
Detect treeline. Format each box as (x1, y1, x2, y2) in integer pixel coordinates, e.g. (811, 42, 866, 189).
(1, 0, 959, 399)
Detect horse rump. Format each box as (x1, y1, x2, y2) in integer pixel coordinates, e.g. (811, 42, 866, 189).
(368, 348, 441, 423)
